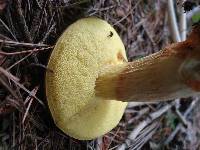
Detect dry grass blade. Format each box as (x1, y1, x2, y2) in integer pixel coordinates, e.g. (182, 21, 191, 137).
(128, 103, 174, 140)
(0, 77, 18, 99)
(0, 18, 17, 41)
(6, 52, 33, 71)
(13, 0, 32, 42)
(0, 67, 20, 81)
(22, 86, 39, 123)
(33, 0, 48, 41)
(0, 39, 48, 47)
(117, 102, 175, 150)
(113, 0, 142, 26)
(164, 97, 200, 145)
(130, 122, 160, 150)
(0, 46, 53, 56)
(0, 67, 44, 106)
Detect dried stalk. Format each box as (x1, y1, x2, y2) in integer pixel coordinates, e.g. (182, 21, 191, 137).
(117, 101, 175, 150)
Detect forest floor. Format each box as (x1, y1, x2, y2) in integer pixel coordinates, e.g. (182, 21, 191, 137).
(0, 0, 200, 149)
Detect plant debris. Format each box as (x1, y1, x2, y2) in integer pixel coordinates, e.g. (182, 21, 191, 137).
(182, 1, 197, 12)
(0, 0, 200, 150)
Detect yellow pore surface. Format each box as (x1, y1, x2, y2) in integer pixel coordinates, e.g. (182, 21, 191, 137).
(46, 18, 128, 140)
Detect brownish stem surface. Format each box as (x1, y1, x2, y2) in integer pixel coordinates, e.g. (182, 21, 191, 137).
(95, 26, 200, 102)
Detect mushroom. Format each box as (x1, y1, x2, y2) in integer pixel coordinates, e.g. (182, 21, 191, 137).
(46, 17, 200, 140)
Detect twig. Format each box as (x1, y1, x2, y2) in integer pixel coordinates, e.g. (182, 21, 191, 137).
(0, 67, 20, 81)
(35, 0, 42, 9)
(130, 122, 160, 150)
(14, 0, 32, 42)
(63, 0, 90, 8)
(127, 107, 150, 125)
(175, 109, 189, 126)
(6, 52, 33, 71)
(0, 39, 48, 47)
(88, 5, 116, 16)
(22, 86, 39, 123)
(117, 101, 175, 150)
(40, 22, 56, 44)
(4, 7, 18, 42)
(0, 67, 44, 106)
(174, 99, 189, 126)
(184, 97, 199, 116)
(87, 140, 96, 150)
(107, 128, 121, 149)
(109, 145, 119, 150)
(164, 97, 199, 145)
(113, 0, 142, 26)
(127, 101, 157, 108)
(0, 19, 17, 41)
(168, 0, 181, 42)
(179, 0, 187, 41)
(30, 6, 42, 38)
(33, 0, 48, 41)
(103, 135, 121, 144)
(0, 46, 53, 56)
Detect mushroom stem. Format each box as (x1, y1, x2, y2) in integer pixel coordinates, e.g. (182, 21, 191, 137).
(95, 26, 200, 102)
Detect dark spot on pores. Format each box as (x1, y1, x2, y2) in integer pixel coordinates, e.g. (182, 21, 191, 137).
(107, 31, 113, 38)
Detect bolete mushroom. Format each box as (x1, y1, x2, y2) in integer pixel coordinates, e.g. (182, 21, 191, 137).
(46, 17, 200, 140)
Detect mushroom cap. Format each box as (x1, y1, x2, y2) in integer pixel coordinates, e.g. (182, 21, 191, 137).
(46, 18, 128, 140)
